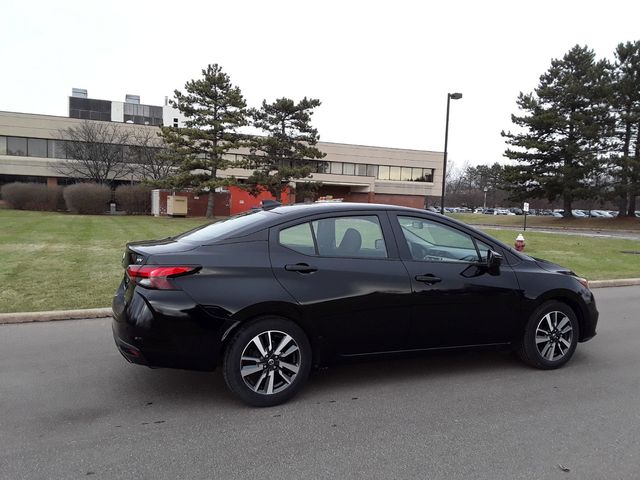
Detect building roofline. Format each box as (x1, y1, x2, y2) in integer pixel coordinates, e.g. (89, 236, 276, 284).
(0, 110, 443, 154)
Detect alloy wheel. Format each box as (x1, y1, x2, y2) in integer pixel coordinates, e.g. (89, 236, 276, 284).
(535, 311, 574, 361)
(239, 330, 301, 395)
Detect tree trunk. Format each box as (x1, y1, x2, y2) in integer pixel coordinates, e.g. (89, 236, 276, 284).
(628, 121, 640, 217)
(563, 195, 573, 218)
(205, 191, 215, 218)
(274, 186, 282, 203)
(618, 194, 628, 217)
(619, 114, 632, 216)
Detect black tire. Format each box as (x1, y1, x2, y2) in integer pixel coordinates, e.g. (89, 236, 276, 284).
(516, 300, 580, 370)
(223, 316, 312, 407)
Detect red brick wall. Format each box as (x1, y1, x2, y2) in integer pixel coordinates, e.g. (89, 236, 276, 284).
(371, 193, 425, 209)
(315, 186, 424, 209)
(228, 186, 291, 215)
(157, 190, 230, 217)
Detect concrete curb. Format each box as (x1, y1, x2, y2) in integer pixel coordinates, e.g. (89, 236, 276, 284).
(0, 308, 112, 325)
(2, 279, 640, 325)
(468, 223, 640, 235)
(589, 278, 640, 289)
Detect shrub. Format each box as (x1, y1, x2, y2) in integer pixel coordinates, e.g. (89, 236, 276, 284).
(63, 183, 112, 214)
(1, 182, 48, 210)
(46, 185, 66, 211)
(115, 184, 151, 215)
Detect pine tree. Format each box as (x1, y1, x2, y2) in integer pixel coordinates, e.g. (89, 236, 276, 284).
(611, 41, 640, 217)
(502, 45, 614, 216)
(159, 64, 247, 218)
(246, 97, 325, 202)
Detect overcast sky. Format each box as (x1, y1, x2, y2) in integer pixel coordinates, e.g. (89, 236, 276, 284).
(1, 0, 639, 168)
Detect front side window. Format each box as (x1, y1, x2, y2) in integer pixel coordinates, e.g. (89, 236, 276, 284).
(312, 215, 387, 258)
(398, 216, 480, 263)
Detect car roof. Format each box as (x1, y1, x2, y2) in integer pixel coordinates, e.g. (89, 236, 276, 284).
(266, 202, 430, 219)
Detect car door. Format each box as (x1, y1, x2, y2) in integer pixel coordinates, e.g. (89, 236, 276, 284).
(269, 211, 412, 356)
(388, 213, 521, 349)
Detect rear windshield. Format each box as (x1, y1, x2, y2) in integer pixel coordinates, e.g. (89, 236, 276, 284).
(174, 210, 274, 243)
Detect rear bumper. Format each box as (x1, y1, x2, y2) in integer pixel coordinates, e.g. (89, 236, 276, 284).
(111, 280, 233, 371)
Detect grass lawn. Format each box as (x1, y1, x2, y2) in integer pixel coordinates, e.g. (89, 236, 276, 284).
(482, 229, 640, 281)
(0, 209, 639, 313)
(0, 210, 208, 313)
(449, 213, 640, 231)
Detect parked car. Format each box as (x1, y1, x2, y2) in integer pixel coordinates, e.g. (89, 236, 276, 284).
(589, 210, 613, 218)
(425, 206, 440, 213)
(509, 208, 523, 215)
(555, 210, 587, 218)
(494, 208, 511, 215)
(483, 208, 495, 215)
(112, 203, 598, 406)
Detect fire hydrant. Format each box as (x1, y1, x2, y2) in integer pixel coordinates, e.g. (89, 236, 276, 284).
(515, 233, 526, 252)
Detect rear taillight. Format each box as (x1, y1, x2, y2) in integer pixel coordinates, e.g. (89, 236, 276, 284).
(126, 265, 200, 290)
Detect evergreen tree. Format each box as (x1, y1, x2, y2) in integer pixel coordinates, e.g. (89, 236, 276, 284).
(502, 45, 614, 216)
(246, 97, 325, 202)
(159, 64, 247, 218)
(611, 41, 640, 216)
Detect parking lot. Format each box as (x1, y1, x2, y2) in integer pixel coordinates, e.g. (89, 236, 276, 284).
(1, 286, 639, 480)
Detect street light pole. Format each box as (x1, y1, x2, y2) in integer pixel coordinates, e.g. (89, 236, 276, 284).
(483, 186, 488, 210)
(440, 92, 462, 214)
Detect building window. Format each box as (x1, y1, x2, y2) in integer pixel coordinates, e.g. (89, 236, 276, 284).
(356, 164, 368, 176)
(401, 167, 413, 181)
(366, 164, 378, 177)
(7, 137, 27, 156)
(0, 136, 6, 155)
(315, 161, 329, 173)
(27, 138, 47, 158)
(330, 162, 343, 175)
(343, 162, 355, 175)
(389, 166, 401, 181)
(377, 165, 390, 180)
(414, 168, 434, 182)
(47, 140, 67, 159)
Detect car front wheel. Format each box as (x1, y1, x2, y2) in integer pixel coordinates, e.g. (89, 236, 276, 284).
(517, 301, 580, 369)
(223, 316, 311, 407)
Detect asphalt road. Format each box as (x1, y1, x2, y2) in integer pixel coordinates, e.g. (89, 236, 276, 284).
(1, 287, 639, 480)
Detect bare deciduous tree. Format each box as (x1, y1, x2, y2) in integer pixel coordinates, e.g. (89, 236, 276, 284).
(127, 128, 179, 181)
(54, 121, 133, 184)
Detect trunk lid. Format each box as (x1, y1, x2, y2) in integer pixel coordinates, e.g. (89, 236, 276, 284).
(122, 238, 199, 268)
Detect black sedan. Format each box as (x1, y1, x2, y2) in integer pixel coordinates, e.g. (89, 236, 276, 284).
(112, 203, 598, 406)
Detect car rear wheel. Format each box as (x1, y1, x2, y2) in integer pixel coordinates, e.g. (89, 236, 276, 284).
(516, 301, 579, 369)
(223, 316, 312, 407)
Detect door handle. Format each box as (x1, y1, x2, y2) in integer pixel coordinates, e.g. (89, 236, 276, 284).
(415, 274, 442, 284)
(285, 263, 318, 274)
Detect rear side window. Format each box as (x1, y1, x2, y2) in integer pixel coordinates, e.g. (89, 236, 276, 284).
(279, 223, 316, 255)
(278, 215, 388, 259)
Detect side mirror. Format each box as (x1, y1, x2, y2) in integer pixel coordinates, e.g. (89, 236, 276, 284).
(487, 250, 503, 274)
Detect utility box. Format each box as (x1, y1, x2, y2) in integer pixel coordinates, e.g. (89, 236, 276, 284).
(167, 195, 188, 217)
